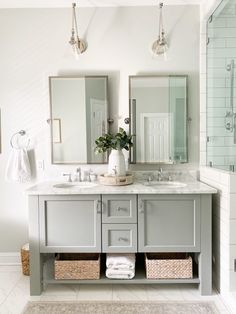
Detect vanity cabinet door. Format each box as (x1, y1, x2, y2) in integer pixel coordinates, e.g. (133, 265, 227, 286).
(39, 195, 101, 253)
(102, 195, 137, 223)
(138, 195, 200, 252)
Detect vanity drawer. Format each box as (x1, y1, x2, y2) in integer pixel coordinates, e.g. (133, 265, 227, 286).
(102, 224, 137, 253)
(102, 195, 137, 223)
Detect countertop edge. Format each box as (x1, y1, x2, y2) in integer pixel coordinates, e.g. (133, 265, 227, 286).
(25, 181, 218, 196)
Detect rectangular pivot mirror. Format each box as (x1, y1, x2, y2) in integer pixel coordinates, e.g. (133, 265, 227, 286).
(129, 76, 188, 164)
(49, 76, 108, 164)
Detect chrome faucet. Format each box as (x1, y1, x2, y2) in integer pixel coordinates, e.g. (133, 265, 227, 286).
(157, 168, 163, 181)
(88, 170, 93, 182)
(75, 167, 82, 182)
(62, 173, 72, 182)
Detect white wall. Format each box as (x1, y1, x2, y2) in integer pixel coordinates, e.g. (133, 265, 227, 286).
(0, 6, 200, 253)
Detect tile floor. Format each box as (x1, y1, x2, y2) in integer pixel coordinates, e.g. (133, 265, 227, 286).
(0, 265, 235, 314)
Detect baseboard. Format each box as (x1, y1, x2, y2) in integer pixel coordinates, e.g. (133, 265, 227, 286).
(0, 252, 21, 265)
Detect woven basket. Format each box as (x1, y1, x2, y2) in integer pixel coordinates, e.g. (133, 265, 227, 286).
(55, 253, 100, 280)
(145, 253, 192, 279)
(21, 243, 30, 276)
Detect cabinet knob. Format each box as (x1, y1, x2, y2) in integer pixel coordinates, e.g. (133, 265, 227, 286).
(118, 237, 129, 242)
(117, 207, 127, 211)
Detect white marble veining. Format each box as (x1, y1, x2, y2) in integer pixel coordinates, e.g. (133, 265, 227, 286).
(26, 179, 217, 195)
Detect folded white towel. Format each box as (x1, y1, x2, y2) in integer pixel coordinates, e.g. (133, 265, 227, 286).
(106, 268, 135, 280)
(5, 148, 31, 183)
(106, 254, 135, 270)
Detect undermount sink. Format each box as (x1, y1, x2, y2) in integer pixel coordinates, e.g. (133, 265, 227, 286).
(53, 182, 98, 189)
(143, 181, 187, 188)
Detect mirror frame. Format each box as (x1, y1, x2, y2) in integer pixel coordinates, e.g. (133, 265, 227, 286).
(129, 74, 188, 164)
(49, 75, 109, 165)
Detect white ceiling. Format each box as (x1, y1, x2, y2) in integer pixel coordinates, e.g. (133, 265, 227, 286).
(0, 0, 205, 8)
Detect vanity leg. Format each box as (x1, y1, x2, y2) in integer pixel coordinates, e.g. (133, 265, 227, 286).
(29, 196, 43, 296)
(199, 195, 212, 296)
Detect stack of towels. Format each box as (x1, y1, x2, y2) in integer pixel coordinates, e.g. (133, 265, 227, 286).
(106, 253, 135, 279)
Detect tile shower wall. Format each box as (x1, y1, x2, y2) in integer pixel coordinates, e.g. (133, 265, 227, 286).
(200, 0, 236, 293)
(207, 0, 236, 170)
(200, 167, 236, 292)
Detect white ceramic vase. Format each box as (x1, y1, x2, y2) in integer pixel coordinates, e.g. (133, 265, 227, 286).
(108, 149, 126, 176)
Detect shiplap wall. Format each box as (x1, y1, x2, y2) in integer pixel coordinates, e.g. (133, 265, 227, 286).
(0, 6, 200, 254)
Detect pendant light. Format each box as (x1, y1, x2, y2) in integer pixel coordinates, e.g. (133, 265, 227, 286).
(69, 2, 87, 56)
(152, 2, 168, 56)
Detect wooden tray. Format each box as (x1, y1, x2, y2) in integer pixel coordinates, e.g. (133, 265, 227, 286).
(98, 174, 134, 186)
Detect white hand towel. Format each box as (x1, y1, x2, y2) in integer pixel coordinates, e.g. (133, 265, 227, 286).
(5, 148, 31, 183)
(106, 268, 135, 280)
(106, 253, 135, 270)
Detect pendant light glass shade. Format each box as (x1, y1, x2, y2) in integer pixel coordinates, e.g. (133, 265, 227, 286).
(69, 2, 87, 57)
(152, 2, 168, 56)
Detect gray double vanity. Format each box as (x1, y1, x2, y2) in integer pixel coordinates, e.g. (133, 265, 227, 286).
(27, 179, 216, 296)
(27, 75, 216, 296)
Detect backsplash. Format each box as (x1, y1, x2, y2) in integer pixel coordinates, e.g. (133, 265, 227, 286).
(132, 170, 199, 182)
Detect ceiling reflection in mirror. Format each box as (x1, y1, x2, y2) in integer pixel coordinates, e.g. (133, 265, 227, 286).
(129, 76, 188, 164)
(49, 76, 108, 164)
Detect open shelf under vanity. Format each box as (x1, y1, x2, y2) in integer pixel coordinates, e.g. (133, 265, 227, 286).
(42, 254, 200, 286)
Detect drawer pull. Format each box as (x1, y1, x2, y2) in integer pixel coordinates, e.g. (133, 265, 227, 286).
(96, 200, 102, 213)
(117, 207, 127, 211)
(139, 200, 144, 213)
(118, 237, 129, 242)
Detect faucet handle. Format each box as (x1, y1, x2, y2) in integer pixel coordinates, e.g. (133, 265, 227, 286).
(88, 169, 93, 182)
(62, 173, 72, 182)
(75, 167, 82, 182)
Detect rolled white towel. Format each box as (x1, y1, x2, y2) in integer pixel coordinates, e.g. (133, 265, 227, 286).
(106, 253, 135, 270)
(106, 268, 135, 280)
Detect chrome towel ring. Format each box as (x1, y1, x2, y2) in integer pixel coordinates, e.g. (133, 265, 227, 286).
(10, 130, 30, 149)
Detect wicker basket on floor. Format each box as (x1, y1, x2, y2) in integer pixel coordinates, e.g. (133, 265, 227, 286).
(55, 253, 100, 280)
(21, 243, 30, 276)
(145, 253, 192, 279)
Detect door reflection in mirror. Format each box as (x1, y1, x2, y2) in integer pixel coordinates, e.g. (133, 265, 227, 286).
(49, 76, 108, 164)
(129, 76, 187, 164)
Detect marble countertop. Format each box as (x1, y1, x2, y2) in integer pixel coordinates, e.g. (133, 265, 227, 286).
(26, 180, 217, 195)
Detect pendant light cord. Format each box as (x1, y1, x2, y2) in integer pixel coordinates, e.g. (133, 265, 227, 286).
(159, 2, 164, 38)
(73, 4, 79, 39)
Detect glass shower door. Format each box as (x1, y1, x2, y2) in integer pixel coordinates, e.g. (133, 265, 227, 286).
(207, 0, 236, 171)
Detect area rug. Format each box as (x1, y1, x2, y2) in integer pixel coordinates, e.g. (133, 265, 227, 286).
(22, 301, 219, 314)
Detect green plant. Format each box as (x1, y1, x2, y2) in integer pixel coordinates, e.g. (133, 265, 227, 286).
(95, 128, 133, 154)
